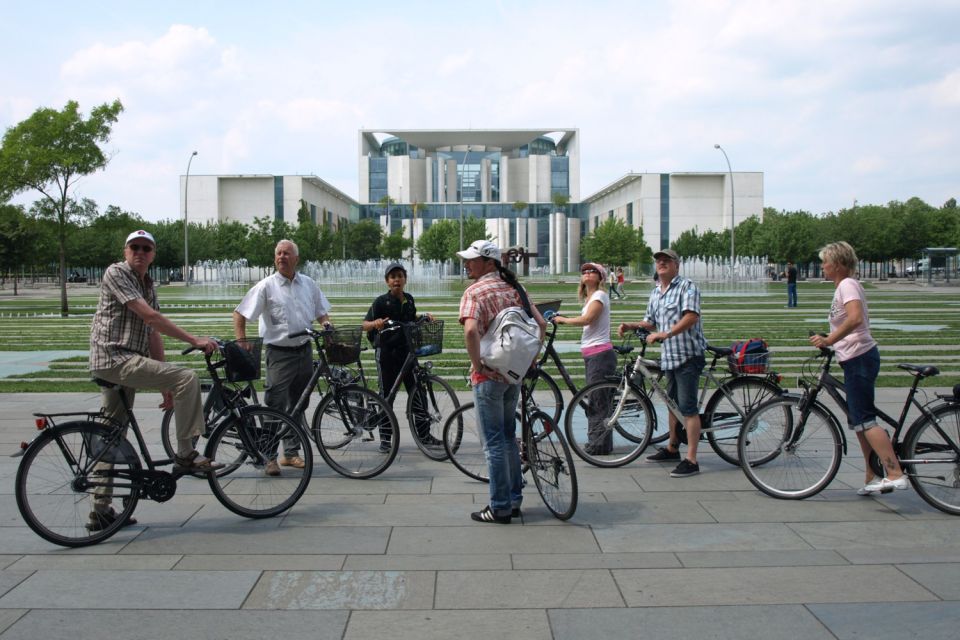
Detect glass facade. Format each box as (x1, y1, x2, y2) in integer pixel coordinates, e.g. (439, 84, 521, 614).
(368, 156, 388, 204)
(274, 176, 283, 221)
(551, 156, 569, 197)
(660, 174, 670, 249)
(627, 202, 633, 226)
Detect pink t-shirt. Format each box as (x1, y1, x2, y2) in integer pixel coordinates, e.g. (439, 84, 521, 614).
(829, 277, 877, 362)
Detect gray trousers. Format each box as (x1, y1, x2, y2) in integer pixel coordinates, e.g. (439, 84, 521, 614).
(584, 348, 618, 451)
(264, 344, 313, 458)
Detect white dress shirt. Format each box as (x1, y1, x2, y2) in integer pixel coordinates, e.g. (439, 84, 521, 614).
(235, 272, 331, 347)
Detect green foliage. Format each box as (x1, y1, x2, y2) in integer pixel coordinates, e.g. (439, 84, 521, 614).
(0, 204, 41, 293)
(380, 229, 412, 260)
(551, 193, 570, 210)
(580, 217, 651, 268)
(415, 216, 490, 262)
(343, 219, 383, 260)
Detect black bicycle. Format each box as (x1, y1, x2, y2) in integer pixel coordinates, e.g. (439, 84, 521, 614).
(14, 338, 313, 547)
(288, 326, 400, 479)
(375, 319, 460, 461)
(442, 370, 578, 520)
(738, 345, 960, 515)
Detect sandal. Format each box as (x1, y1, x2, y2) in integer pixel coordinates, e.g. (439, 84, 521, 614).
(174, 450, 225, 472)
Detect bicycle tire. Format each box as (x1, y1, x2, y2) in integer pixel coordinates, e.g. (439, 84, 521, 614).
(564, 380, 654, 467)
(443, 403, 489, 482)
(902, 403, 960, 515)
(161, 383, 251, 472)
(527, 410, 578, 520)
(16, 422, 142, 547)
(738, 397, 842, 499)
(205, 406, 312, 518)
(526, 369, 564, 425)
(704, 376, 783, 466)
(406, 374, 459, 461)
(312, 385, 399, 479)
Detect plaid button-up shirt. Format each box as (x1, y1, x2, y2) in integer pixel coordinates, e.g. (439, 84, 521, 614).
(459, 271, 524, 384)
(644, 274, 707, 370)
(89, 261, 159, 371)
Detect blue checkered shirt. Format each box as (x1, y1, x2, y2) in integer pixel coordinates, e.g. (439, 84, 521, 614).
(644, 275, 707, 370)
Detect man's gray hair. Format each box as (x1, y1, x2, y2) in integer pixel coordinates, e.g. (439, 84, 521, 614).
(275, 239, 299, 256)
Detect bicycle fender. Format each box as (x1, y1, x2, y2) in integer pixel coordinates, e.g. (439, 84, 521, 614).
(809, 398, 848, 456)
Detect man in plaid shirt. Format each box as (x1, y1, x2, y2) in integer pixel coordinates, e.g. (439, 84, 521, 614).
(619, 249, 707, 477)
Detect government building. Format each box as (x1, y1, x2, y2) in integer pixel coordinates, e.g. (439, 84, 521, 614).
(182, 128, 763, 273)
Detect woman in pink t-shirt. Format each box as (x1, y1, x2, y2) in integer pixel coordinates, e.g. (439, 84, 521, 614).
(555, 262, 615, 455)
(810, 241, 907, 495)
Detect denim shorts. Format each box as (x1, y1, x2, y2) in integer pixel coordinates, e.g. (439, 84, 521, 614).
(665, 354, 705, 417)
(840, 346, 880, 431)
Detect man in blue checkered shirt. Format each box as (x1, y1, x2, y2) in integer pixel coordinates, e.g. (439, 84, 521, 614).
(619, 249, 707, 477)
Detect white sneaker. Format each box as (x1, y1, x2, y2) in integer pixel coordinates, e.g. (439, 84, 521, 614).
(878, 475, 910, 492)
(858, 479, 883, 495)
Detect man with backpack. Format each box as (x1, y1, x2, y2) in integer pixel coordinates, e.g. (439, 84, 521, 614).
(458, 240, 546, 523)
(618, 248, 707, 478)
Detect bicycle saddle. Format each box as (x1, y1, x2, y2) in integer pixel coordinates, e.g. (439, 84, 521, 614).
(706, 344, 733, 356)
(896, 364, 940, 378)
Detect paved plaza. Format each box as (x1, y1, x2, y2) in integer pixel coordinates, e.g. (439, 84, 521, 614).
(0, 390, 958, 639)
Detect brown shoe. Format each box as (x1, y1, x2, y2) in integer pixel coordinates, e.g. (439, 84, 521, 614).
(265, 459, 281, 476)
(278, 455, 305, 469)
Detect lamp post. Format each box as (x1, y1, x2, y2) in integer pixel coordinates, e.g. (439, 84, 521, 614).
(714, 144, 734, 279)
(183, 150, 197, 286)
(459, 145, 470, 281)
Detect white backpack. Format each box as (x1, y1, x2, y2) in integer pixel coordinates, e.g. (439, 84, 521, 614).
(480, 290, 543, 384)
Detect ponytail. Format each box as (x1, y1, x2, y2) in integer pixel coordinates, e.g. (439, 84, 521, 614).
(496, 262, 520, 288)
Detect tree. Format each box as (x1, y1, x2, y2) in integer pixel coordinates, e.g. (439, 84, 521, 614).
(551, 193, 570, 212)
(381, 229, 412, 260)
(0, 204, 41, 294)
(344, 219, 383, 260)
(409, 200, 424, 263)
(580, 217, 651, 268)
(0, 99, 124, 316)
(416, 216, 490, 263)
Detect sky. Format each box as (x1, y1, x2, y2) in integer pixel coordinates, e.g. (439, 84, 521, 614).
(2, 0, 958, 222)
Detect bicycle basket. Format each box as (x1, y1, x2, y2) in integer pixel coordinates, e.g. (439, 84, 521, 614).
(405, 320, 444, 357)
(323, 327, 363, 365)
(727, 350, 772, 375)
(222, 338, 263, 382)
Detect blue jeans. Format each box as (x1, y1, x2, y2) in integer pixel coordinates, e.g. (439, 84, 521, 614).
(840, 346, 880, 430)
(665, 355, 705, 417)
(787, 283, 798, 307)
(474, 381, 522, 516)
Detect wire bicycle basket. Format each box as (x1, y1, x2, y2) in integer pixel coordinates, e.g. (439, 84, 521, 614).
(323, 327, 363, 366)
(222, 338, 263, 382)
(405, 320, 444, 357)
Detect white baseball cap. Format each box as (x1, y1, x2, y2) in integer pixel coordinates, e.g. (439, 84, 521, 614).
(456, 240, 500, 261)
(125, 230, 156, 247)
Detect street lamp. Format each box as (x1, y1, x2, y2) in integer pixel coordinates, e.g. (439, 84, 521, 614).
(714, 144, 734, 279)
(183, 150, 197, 286)
(459, 145, 470, 281)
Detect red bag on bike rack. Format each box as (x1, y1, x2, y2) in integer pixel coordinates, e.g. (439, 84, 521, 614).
(729, 338, 769, 374)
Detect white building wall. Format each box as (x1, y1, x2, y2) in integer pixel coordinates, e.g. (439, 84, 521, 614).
(566, 217, 580, 273)
(182, 175, 221, 225)
(216, 177, 275, 227)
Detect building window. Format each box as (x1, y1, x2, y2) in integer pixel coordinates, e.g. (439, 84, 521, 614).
(551, 156, 569, 197)
(310, 204, 317, 224)
(660, 174, 670, 249)
(608, 210, 614, 221)
(627, 202, 633, 226)
(369, 156, 388, 204)
(274, 176, 283, 222)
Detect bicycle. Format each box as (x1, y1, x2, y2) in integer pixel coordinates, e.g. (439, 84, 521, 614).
(564, 328, 784, 467)
(442, 369, 579, 520)
(518, 301, 584, 425)
(14, 338, 313, 547)
(375, 318, 460, 461)
(287, 325, 400, 479)
(737, 344, 960, 515)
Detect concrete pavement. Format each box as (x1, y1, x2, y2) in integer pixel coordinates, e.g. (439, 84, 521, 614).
(0, 390, 957, 639)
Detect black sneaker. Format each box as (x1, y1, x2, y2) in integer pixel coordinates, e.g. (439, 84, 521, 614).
(378, 441, 392, 453)
(511, 507, 521, 518)
(646, 446, 680, 462)
(470, 505, 511, 524)
(670, 459, 700, 477)
(87, 508, 138, 532)
(419, 434, 443, 447)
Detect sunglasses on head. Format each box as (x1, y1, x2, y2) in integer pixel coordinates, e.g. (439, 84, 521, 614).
(581, 268, 599, 274)
(128, 244, 153, 253)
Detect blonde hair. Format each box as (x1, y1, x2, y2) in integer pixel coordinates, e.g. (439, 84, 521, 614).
(578, 276, 607, 303)
(818, 241, 858, 273)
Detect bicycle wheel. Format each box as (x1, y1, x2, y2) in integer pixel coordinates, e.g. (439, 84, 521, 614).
(206, 406, 312, 518)
(903, 404, 960, 515)
(443, 403, 489, 482)
(704, 376, 783, 466)
(633, 373, 671, 444)
(312, 385, 398, 479)
(527, 410, 578, 520)
(16, 422, 141, 547)
(738, 397, 842, 499)
(564, 380, 654, 467)
(526, 369, 563, 425)
(406, 374, 460, 461)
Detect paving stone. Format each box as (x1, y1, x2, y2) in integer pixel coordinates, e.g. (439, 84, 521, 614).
(388, 525, 600, 555)
(895, 562, 960, 599)
(345, 609, 552, 639)
(0, 570, 261, 609)
(677, 550, 848, 568)
(807, 602, 960, 640)
(512, 552, 680, 570)
(435, 569, 623, 609)
(612, 565, 937, 606)
(243, 570, 435, 609)
(0, 609, 26, 636)
(0, 573, 32, 600)
(8, 554, 180, 571)
(304, 477, 432, 495)
(0, 556, 20, 570)
(839, 547, 960, 564)
(282, 502, 484, 527)
(788, 520, 960, 549)
(174, 554, 345, 571)
(120, 524, 390, 555)
(593, 523, 812, 553)
(634, 467, 756, 492)
(0, 609, 348, 640)
(0, 526, 144, 555)
(549, 605, 836, 640)
(344, 554, 512, 571)
(699, 493, 905, 522)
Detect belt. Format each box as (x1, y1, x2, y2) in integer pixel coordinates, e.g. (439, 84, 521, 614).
(267, 342, 311, 352)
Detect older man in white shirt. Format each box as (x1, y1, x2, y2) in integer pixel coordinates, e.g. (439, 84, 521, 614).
(234, 239, 331, 476)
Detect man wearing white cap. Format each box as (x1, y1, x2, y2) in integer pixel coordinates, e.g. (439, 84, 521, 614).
(457, 239, 546, 523)
(88, 231, 221, 530)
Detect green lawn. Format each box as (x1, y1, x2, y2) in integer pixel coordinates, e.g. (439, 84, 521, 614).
(1, 278, 958, 391)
